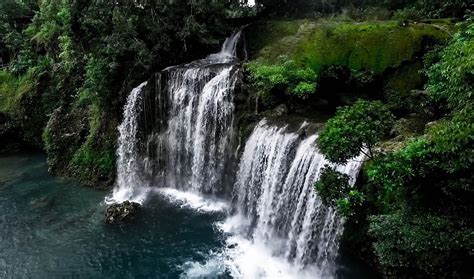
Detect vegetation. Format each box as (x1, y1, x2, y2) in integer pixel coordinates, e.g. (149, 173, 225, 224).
(0, 0, 472, 276)
(0, 70, 34, 115)
(1, 0, 243, 186)
(247, 57, 317, 98)
(426, 19, 474, 111)
(315, 19, 474, 277)
(315, 165, 351, 205)
(314, 165, 365, 217)
(253, 0, 470, 19)
(368, 213, 472, 276)
(318, 100, 394, 163)
(248, 21, 452, 73)
(245, 19, 454, 107)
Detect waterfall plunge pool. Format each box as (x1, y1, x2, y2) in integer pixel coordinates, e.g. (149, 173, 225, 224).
(0, 153, 378, 278)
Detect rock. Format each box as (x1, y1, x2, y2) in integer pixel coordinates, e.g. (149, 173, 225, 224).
(0, 112, 23, 154)
(105, 201, 141, 224)
(264, 104, 288, 118)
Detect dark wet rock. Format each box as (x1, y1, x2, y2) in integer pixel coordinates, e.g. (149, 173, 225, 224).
(227, 243, 238, 249)
(105, 201, 141, 224)
(264, 104, 288, 118)
(0, 112, 23, 154)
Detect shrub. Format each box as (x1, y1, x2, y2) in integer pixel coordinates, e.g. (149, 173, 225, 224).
(415, 0, 470, 18)
(247, 57, 317, 99)
(315, 165, 351, 206)
(314, 165, 365, 217)
(425, 21, 473, 111)
(393, 7, 423, 22)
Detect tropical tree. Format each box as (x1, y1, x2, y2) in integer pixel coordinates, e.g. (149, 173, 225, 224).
(317, 100, 394, 164)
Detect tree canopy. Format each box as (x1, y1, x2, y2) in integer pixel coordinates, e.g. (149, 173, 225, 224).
(317, 100, 394, 163)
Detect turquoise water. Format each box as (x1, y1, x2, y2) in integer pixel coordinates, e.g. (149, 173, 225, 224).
(0, 154, 229, 278)
(0, 154, 377, 278)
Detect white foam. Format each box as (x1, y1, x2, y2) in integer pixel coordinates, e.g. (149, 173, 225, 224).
(105, 186, 150, 205)
(181, 214, 328, 279)
(155, 188, 229, 213)
(180, 251, 229, 279)
(219, 215, 328, 279)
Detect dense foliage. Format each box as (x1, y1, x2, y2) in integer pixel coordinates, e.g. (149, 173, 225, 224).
(315, 19, 474, 277)
(426, 19, 474, 111)
(314, 165, 364, 217)
(315, 165, 351, 205)
(254, 0, 470, 19)
(368, 213, 472, 276)
(317, 100, 394, 163)
(0, 0, 37, 65)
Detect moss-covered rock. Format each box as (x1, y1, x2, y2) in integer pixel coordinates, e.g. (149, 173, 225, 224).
(246, 20, 453, 74)
(44, 102, 117, 189)
(244, 19, 453, 114)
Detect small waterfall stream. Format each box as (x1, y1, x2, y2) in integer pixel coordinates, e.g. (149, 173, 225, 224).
(112, 81, 149, 203)
(109, 31, 365, 278)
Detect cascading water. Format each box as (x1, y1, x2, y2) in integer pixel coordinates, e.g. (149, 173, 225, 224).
(110, 31, 241, 204)
(111, 81, 149, 203)
(219, 119, 365, 278)
(164, 65, 237, 194)
(109, 30, 365, 278)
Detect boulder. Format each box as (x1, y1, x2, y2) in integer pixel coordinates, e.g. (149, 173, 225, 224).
(105, 201, 141, 224)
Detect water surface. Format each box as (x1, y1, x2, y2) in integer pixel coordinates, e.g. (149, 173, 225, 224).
(0, 154, 227, 278)
(0, 154, 377, 278)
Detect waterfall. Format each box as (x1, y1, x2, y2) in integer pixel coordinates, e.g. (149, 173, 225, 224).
(208, 30, 243, 62)
(110, 81, 149, 203)
(109, 30, 365, 278)
(110, 31, 241, 204)
(223, 119, 364, 278)
(165, 65, 237, 194)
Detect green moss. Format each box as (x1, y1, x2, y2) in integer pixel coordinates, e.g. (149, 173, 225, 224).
(71, 145, 115, 174)
(246, 20, 303, 56)
(0, 70, 35, 116)
(249, 20, 453, 74)
(68, 102, 117, 186)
